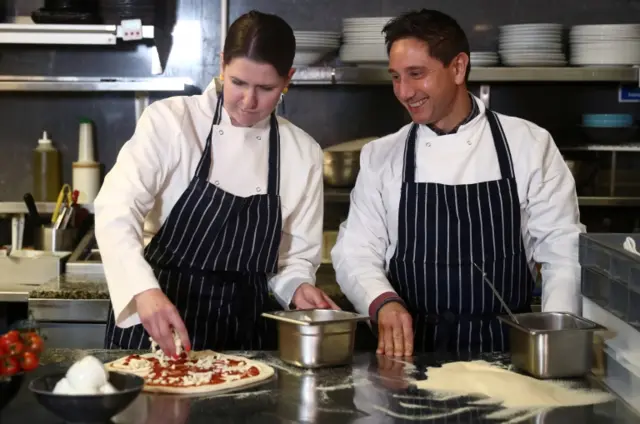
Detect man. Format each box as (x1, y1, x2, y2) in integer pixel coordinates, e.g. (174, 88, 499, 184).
(331, 9, 584, 357)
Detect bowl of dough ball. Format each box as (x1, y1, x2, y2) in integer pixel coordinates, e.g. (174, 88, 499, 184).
(28, 355, 144, 423)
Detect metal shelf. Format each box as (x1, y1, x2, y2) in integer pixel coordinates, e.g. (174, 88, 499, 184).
(325, 188, 640, 207)
(0, 23, 153, 45)
(0, 76, 196, 92)
(578, 197, 640, 207)
(291, 66, 639, 85)
(0, 202, 94, 215)
(560, 144, 640, 152)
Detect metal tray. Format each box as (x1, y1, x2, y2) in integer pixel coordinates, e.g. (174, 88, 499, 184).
(499, 312, 607, 379)
(262, 309, 370, 368)
(261, 309, 370, 326)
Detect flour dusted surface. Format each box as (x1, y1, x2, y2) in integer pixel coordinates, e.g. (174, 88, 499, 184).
(412, 360, 612, 416)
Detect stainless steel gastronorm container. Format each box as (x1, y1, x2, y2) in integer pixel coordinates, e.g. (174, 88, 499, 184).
(262, 309, 370, 368)
(499, 312, 606, 379)
(323, 151, 360, 188)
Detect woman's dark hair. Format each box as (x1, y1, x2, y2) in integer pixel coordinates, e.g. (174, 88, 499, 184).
(223, 10, 296, 77)
(382, 9, 470, 82)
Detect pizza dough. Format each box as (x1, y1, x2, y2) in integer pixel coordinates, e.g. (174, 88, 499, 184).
(105, 334, 274, 395)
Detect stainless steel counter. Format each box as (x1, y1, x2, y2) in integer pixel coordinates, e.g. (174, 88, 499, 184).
(0, 282, 44, 302)
(1, 349, 639, 423)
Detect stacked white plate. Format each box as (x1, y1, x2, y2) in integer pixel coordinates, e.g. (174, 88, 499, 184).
(340, 17, 392, 65)
(499, 23, 566, 67)
(570, 24, 640, 66)
(294, 31, 341, 66)
(470, 51, 499, 67)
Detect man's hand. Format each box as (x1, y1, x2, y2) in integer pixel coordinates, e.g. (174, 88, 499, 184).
(292, 283, 340, 310)
(377, 302, 413, 357)
(374, 354, 413, 390)
(134, 288, 191, 357)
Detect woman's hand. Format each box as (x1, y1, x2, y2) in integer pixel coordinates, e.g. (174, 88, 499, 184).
(134, 289, 191, 357)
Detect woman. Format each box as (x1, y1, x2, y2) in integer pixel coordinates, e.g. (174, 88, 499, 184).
(95, 10, 337, 356)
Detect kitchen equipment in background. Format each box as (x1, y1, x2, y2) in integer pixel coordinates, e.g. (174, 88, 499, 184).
(580, 113, 638, 144)
(23, 193, 44, 227)
(564, 158, 599, 194)
(31, 0, 101, 24)
(498, 23, 566, 67)
(499, 312, 606, 378)
(470, 51, 499, 67)
(323, 137, 375, 188)
(262, 309, 370, 368)
(324, 151, 360, 187)
(570, 24, 640, 66)
(293, 31, 341, 67)
(32, 131, 61, 202)
(0, 250, 69, 284)
(322, 231, 338, 264)
(34, 226, 78, 252)
(339, 17, 391, 65)
(72, 119, 101, 204)
(582, 114, 634, 128)
(99, 0, 155, 25)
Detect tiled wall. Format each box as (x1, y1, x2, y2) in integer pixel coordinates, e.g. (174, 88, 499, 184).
(0, 0, 638, 206)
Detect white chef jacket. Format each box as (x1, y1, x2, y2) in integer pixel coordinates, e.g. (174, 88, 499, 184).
(94, 83, 323, 328)
(332, 95, 585, 318)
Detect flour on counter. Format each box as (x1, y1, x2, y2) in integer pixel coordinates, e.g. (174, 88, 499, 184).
(256, 357, 314, 377)
(373, 405, 473, 420)
(385, 357, 418, 374)
(408, 360, 613, 422)
(194, 389, 273, 402)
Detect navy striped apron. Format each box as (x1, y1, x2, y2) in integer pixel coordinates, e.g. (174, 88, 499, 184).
(104, 93, 283, 351)
(387, 109, 534, 353)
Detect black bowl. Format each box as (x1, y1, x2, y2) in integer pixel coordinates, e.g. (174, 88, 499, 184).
(29, 371, 144, 423)
(0, 373, 24, 411)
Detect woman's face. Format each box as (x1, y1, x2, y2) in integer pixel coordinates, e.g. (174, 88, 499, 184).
(221, 57, 293, 127)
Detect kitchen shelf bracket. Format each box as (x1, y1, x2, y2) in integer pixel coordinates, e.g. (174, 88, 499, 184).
(479, 85, 491, 107)
(0, 21, 153, 45)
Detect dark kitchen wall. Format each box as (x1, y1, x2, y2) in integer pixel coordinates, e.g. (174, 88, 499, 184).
(0, 0, 639, 200)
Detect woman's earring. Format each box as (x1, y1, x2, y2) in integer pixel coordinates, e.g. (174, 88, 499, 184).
(278, 90, 286, 115)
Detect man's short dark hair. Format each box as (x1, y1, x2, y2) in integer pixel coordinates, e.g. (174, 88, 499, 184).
(382, 9, 471, 82)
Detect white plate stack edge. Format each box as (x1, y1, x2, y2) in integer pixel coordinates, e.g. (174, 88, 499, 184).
(499, 23, 566, 67)
(294, 31, 341, 67)
(340, 17, 392, 65)
(570, 24, 640, 66)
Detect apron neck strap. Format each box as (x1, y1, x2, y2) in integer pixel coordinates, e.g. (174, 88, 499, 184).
(484, 109, 515, 179)
(196, 93, 281, 195)
(402, 108, 515, 183)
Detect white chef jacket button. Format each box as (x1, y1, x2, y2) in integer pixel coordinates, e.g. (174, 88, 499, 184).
(218, 130, 224, 135)
(256, 136, 261, 140)
(214, 180, 220, 185)
(256, 187, 261, 192)
(426, 142, 431, 147)
(467, 140, 472, 145)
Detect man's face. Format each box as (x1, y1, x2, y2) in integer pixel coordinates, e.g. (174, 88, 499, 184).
(388, 37, 466, 125)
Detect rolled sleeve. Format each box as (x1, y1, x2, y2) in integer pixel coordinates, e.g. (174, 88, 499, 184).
(525, 130, 585, 314)
(331, 144, 398, 317)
